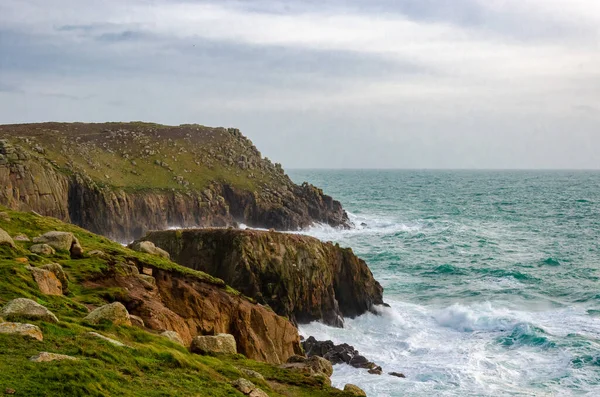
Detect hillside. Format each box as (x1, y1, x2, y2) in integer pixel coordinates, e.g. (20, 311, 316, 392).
(0, 207, 357, 396)
(0, 122, 349, 241)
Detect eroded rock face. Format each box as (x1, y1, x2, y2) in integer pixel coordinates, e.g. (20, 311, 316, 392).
(0, 298, 59, 323)
(100, 265, 302, 364)
(0, 124, 350, 242)
(138, 229, 384, 327)
(0, 322, 43, 341)
(84, 302, 132, 326)
(192, 334, 237, 356)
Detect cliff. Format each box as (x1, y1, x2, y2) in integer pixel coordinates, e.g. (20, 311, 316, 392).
(0, 123, 349, 241)
(136, 229, 385, 327)
(0, 208, 353, 396)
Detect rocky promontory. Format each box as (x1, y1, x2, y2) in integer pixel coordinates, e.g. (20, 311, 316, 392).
(134, 228, 385, 327)
(0, 123, 349, 241)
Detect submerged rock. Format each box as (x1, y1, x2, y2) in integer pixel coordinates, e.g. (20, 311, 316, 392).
(0, 298, 59, 323)
(191, 334, 237, 356)
(137, 228, 384, 327)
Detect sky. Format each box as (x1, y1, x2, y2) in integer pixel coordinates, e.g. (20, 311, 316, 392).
(1, 0, 599, 169)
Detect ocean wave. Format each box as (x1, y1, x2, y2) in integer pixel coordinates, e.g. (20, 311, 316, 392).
(434, 302, 520, 333)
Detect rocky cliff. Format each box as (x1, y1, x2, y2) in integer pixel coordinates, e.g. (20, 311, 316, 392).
(136, 229, 385, 327)
(0, 123, 349, 241)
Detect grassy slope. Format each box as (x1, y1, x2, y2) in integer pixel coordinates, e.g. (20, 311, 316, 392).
(0, 122, 289, 193)
(0, 208, 350, 397)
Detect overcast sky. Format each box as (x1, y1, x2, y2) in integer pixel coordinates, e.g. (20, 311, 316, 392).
(1, 0, 599, 169)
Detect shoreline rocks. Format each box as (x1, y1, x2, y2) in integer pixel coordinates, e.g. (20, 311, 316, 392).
(303, 336, 383, 374)
(136, 228, 384, 327)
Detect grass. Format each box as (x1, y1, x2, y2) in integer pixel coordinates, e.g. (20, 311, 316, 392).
(0, 122, 290, 193)
(0, 207, 353, 396)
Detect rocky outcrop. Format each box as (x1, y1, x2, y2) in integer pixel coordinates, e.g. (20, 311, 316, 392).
(191, 334, 237, 356)
(0, 298, 59, 323)
(84, 302, 132, 326)
(0, 124, 350, 241)
(0, 322, 44, 341)
(138, 229, 384, 327)
(302, 336, 382, 374)
(97, 262, 303, 365)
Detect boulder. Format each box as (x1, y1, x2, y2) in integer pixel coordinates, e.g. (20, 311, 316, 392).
(0, 227, 15, 248)
(27, 266, 63, 296)
(115, 262, 140, 276)
(389, 372, 406, 378)
(231, 379, 269, 397)
(33, 231, 75, 251)
(191, 334, 237, 356)
(13, 234, 30, 242)
(0, 212, 10, 222)
(128, 241, 170, 259)
(40, 263, 68, 292)
(130, 315, 145, 328)
(138, 274, 156, 288)
(344, 384, 367, 396)
(0, 298, 59, 323)
(30, 244, 56, 256)
(29, 352, 77, 362)
(280, 355, 333, 377)
(238, 368, 265, 381)
(83, 302, 132, 326)
(70, 240, 84, 258)
(0, 322, 43, 341)
(88, 250, 108, 259)
(303, 336, 381, 372)
(87, 332, 127, 347)
(161, 330, 184, 346)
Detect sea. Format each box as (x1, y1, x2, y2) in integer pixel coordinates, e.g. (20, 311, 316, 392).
(287, 170, 600, 397)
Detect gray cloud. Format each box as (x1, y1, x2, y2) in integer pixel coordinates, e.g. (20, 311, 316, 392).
(0, 0, 598, 169)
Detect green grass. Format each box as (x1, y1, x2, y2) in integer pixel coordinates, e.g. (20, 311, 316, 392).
(0, 208, 352, 396)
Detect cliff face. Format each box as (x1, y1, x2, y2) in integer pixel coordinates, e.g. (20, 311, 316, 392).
(0, 123, 349, 241)
(137, 229, 385, 327)
(101, 263, 302, 364)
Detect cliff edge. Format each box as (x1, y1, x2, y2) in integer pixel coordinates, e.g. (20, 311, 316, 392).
(0, 122, 349, 241)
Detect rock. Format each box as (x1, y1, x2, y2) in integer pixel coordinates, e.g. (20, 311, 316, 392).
(87, 332, 126, 347)
(33, 231, 75, 251)
(238, 368, 265, 381)
(130, 315, 145, 328)
(15, 257, 28, 264)
(344, 384, 367, 396)
(0, 322, 43, 341)
(303, 336, 381, 372)
(70, 241, 84, 258)
(0, 227, 15, 248)
(161, 330, 184, 345)
(138, 229, 384, 327)
(83, 302, 132, 326)
(0, 212, 10, 222)
(40, 263, 68, 292)
(0, 298, 59, 323)
(13, 234, 30, 242)
(30, 244, 56, 256)
(231, 379, 269, 397)
(389, 372, 406, 378)
(29, 352, 78, 362)
(281, 355, 333, 378)
(368, 367, 382, 375)
(191, 334, 237, 356)
(27, 266, 63, 295)
(5, 388, 15, 395)
(88, 250, 108, 258)
(128, 241, 170, 259)
(115, 262, 139, 276)
(138, 274, 156, 287)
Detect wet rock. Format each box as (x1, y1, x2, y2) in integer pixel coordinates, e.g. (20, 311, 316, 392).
(84, 302, 132, 326)
(368, 367, 383, 375)
(30, 244, 56, 256)
(0, 298, 59, 323)
(0, 322, 43, 341)
(191, 333, 237, 356)
(389, 372, 406, 378)
(344, 384, 367, 396)
(303, 336, 382, 374)
(0, 227, 15, 248)
(29, 352, 77, 362)
(27, 266, 63, 295)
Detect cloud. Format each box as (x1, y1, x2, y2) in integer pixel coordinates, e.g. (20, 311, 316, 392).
(0, 0, 598, 168)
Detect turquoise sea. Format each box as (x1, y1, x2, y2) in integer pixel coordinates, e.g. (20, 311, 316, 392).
(288, 170, 600, 397)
